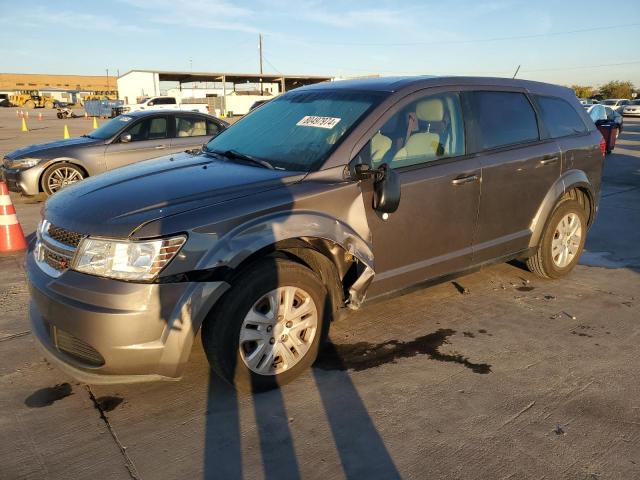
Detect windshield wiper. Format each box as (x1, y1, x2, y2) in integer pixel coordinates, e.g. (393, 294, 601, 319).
(211, 149, 275, 170)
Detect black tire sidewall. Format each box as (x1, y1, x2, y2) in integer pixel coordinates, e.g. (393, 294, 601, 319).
(202, 258, 330, 392)
(42, 162, 84, 196)
(539, 200, 587, 278)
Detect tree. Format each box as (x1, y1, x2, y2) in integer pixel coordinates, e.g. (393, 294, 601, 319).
(572, 85, 595, 99)
(599, 80, 635, 99)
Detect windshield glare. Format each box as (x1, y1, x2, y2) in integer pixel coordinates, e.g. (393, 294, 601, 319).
(88, 116, 134, 139)
(205, 90, 385, 171)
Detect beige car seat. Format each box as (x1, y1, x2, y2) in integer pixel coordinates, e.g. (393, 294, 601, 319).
(371, 131, 392, 163)
(192, 121, 207, 136)
(393, 98, 444, 163)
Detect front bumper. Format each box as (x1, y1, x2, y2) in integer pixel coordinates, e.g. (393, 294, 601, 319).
(26, 249, 230, 383)
(1, 165, 43, 196)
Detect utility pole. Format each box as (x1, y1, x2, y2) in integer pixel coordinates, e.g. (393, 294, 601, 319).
(106, 68, 109, 91)
(258, 34, 263, 74)
(258, 33, 264, 95)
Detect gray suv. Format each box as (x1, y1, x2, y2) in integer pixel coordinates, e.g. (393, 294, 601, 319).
(2, 110, 227, 196)
(27, 76, 604, 391)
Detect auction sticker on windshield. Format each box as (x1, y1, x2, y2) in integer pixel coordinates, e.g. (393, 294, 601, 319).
(296, 116, 341, 129)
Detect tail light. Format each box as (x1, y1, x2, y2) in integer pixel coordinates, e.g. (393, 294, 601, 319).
(599, 136, 606, 156)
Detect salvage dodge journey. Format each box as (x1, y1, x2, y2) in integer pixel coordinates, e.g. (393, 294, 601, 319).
(27, 76, 604, 391)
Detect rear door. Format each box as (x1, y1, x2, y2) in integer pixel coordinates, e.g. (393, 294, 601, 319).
(170, 114, 224, 153)
(357, 89, 481, 298)
(464, 90, 561, 263)
(104, 114, 171, 170)
(532, 94, 595, 174)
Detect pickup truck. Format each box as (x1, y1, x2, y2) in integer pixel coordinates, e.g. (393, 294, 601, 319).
(122, 96, 208, 114)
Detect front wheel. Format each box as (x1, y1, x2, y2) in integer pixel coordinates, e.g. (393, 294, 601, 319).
(202, 258, 330, 392)
(526, 199, 587, 279)
(42, 162, 86, 196)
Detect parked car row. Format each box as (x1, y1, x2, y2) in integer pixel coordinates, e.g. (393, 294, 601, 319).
(17, 76, 606, 391)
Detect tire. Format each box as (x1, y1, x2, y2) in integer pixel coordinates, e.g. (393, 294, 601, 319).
(24, 100, 35, 109)
(202, 257, 330, 392)
(45, 101, 54, 109)
(56, 112, 63, 119)
(526, 199, 587, 279)
(41, 162, 86, 196)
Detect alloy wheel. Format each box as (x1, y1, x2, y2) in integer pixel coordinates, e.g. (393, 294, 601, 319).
(47, 167, 83, 193)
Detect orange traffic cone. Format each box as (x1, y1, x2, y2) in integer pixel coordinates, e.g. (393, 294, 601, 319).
(0, 181, 27, 254)
(84, 112, 88, 120)
(15, 110, 20, 117)
(38, 112, 43, 121)
(24, 111, 29, 119)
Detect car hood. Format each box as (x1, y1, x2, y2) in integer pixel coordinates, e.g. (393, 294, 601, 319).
(44, 152, 305, 238)
(6, 136, 102, 159)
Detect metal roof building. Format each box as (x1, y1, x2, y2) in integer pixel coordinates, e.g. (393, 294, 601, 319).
(117, 69, 333, 114)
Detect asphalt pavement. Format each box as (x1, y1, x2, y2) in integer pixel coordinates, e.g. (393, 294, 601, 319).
(1, 109, 639, 479)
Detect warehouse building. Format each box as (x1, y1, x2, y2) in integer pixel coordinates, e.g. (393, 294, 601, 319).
(117, 70, 332, 116)
(0, 73, 116, 105)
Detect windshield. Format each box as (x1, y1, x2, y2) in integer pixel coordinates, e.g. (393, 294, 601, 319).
(588, 105, 607, 122)
(87, 115, 134, 139)
(601, 100, 616, 105)
(205, 90, 386, 171)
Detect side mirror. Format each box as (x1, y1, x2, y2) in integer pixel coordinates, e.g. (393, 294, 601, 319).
(373, 164, 401, 214)
(120, 133, 132, 143)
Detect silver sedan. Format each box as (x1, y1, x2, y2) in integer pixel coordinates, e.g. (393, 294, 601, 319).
(1, 110, 228, 196)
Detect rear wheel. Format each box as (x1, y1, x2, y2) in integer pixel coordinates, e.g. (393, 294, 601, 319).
(42, 162, 85, 196)
(202, 258, 329, 392)
(24, 100, 35, 109)
(526, 199, 587, 279)
(45, 100, 54, 109)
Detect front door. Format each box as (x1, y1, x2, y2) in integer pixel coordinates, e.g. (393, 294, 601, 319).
(104, 115, 170, 170)
(357, 90, 481, 298)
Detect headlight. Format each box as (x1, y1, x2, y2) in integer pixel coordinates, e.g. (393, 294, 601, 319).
(5, 158, 40, 169)
(73, 235, 186, 281)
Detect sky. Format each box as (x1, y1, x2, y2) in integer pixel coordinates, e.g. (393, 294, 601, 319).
(1, 0, 639, 88)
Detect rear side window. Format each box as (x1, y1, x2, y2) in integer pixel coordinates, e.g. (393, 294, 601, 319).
(536, 96, 587, 138)
(465, 91, 539, 150)
(175, 116, 208, 137)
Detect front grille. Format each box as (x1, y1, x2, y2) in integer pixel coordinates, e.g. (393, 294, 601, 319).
(50, 325, 105, 367)
(35, 222, 82, 277)
(43, 248, 72, 271)
(47, 224, 83, 248)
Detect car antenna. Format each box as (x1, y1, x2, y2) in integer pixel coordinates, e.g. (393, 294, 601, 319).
(512, 65, 521, 79)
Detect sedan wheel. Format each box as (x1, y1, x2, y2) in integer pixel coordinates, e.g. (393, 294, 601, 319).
(42, 162, 85, 196)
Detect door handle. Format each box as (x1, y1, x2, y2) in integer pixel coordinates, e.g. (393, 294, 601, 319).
(451, 174, 479, 185)
(540, 156, 558, 165)
(154, 145, 167, 150)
